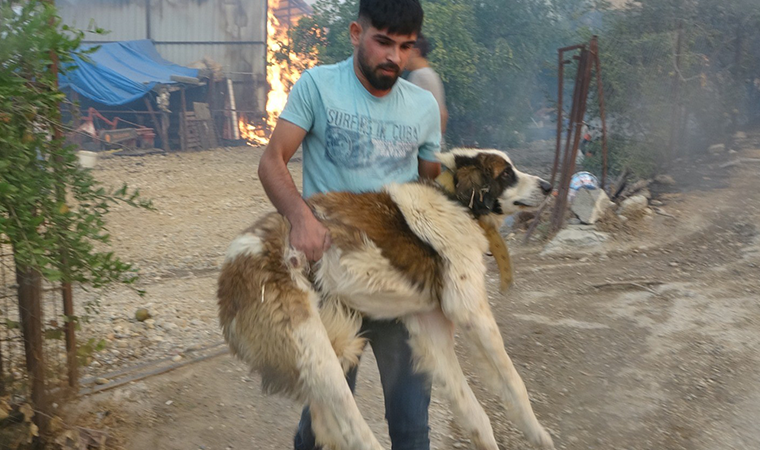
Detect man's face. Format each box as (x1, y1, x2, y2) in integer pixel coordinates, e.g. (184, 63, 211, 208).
(352, 22, 417, 91)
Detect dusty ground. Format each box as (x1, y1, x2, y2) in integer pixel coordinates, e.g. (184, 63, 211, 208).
(62, 134, 760, 450)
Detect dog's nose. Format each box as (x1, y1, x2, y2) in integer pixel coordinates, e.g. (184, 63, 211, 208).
(539, 180, 553, 195)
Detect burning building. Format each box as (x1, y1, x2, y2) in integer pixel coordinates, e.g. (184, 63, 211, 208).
(56, 0, 313, 148)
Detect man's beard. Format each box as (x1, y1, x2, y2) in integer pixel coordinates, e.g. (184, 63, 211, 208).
(357, 44, 400, 91)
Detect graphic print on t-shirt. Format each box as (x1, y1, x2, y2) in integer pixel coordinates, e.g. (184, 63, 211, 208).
(325, 107, 419, 174)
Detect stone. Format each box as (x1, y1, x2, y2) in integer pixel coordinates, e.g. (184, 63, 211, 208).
(654, 174, 676, 186)
(570, 188, 614, 225)
(735, 131, 747, 140)
(135, 308, 151, 322)
(708, 143, 725, 154)
(95, 377, 109, 385)
(619, 195, 649, 218)
(542, 225, 610, 255)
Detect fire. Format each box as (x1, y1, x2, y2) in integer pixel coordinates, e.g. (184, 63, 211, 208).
(239, 0, 316, 147)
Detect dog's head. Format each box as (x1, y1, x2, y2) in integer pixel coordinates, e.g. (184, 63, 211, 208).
(437, 148, 552, 217)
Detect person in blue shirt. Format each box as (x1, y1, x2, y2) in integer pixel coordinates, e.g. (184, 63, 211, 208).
(257, 1, 441, 449)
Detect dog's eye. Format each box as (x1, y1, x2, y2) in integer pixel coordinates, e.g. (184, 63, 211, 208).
(500, 166, 514, 178)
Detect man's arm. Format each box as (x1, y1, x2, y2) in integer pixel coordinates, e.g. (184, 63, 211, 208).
(418, 158, 441, 180)
(258, 119, 331, 261)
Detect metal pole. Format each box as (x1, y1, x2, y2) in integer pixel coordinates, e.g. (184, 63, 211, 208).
(551, 48, 586, 229)
(551, 43, 595, 233)
(227, 78, 240, 140)
(145, 0, 151, 40)
(551, 49, 565, 186)
(592, 38, 610, 190)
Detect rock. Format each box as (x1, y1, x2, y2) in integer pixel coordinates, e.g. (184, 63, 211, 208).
(135, 308, 151, 322)
(619, 195, 649, 218)
(654, 174, 676, 186)
(650, 199, 664, 207)
(708, 143, 725, 154)
(542, 225, 610, 255)
(622, 179, 650, 198)
(172, 355, 182, 362)
(95, 377, 110, 385)
(571, 188, 614, 225)
(735, 131, 747, 140)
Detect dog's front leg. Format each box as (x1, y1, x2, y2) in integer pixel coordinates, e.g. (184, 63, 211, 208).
(441, 283, 554, 449)
(403, 310, 499, 450)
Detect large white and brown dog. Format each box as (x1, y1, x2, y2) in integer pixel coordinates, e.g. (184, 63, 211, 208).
(217, 149, 555, 450)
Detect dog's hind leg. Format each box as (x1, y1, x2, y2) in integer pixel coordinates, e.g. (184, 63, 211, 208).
(441, 283, 554, 450)
(294, 297, 383, 450)
(404, 310, 499, 450)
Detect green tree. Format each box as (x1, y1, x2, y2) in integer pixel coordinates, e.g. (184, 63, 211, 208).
(288, 0, 594, 148)
(585, 0, 760, 178)
(1, 1, 151, 292)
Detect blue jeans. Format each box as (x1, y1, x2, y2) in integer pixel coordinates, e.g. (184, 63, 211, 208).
(293, 318, 431, 450)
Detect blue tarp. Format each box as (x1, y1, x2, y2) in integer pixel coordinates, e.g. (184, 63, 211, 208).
(59, 40, 199, 106)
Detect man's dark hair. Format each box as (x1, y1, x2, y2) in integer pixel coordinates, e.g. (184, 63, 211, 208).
(415, 33, 431, 58)
(358, 0, 424, 36)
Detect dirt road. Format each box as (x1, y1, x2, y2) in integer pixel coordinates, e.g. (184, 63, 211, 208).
(65, 136, 760, 450)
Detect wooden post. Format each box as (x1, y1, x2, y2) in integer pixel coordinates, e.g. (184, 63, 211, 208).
(16, 263, 49, 440)
(63, 283, 77, 390)
(46, 0, 78, 396)
(144, 96, 170, 152)
(180, 86, 188, 151)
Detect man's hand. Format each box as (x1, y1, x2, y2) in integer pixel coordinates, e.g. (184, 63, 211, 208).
(259, 120, 331, 261)
(289, 209, 332, 262)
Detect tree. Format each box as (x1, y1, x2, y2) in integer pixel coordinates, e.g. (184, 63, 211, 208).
(584, 0, 760, 178)
(1, 0, 151, 290)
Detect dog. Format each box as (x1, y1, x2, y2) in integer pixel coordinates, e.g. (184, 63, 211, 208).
(217, 148, 555, 450)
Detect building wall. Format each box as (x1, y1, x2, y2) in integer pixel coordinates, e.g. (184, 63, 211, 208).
(57, 0, 267, 111)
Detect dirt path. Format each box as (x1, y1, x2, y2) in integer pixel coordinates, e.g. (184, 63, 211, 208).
(64, 137, 760, 450)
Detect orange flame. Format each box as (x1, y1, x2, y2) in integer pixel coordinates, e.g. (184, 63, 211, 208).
(239, 0, 316, 147)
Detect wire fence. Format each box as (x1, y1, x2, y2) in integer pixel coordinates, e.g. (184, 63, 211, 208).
(0, 242, 73, 400)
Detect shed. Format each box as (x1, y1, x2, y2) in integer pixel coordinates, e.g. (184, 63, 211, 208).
(56, 0, 268, 113)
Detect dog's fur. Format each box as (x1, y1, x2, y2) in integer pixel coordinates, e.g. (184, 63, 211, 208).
(217, 149, 555, 450)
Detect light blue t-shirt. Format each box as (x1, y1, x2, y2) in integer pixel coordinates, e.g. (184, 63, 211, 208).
(279, 57, 441, 197)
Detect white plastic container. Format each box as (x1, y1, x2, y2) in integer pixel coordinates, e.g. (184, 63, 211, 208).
(77, 150, 99, 169)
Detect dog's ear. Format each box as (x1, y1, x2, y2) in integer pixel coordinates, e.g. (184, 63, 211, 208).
(452, 154, 508, 216)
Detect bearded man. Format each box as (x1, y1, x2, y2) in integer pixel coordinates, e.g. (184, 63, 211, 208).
(256, 1, 441, 449)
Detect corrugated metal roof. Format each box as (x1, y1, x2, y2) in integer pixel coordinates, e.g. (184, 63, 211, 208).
(56, 0, 267, 76)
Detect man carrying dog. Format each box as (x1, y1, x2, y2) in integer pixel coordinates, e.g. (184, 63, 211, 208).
(257, 1, 441, 449)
